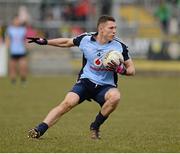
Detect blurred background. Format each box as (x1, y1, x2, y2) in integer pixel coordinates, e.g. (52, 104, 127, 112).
(0, 1, 180, 152)
(0, 0, 180, 76)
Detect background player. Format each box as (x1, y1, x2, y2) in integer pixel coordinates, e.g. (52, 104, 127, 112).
(5, 16, 28, 85)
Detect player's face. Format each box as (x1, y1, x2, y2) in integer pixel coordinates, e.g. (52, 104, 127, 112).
(13, 17, 21, 26)
(100, 21, 117, 41)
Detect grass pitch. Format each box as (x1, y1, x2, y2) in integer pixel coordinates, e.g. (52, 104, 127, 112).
(0, 75, 180, 152)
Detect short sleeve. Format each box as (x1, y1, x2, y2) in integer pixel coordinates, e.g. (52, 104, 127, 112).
(121, 42, 131, 61)
(73, 33, 87, 46)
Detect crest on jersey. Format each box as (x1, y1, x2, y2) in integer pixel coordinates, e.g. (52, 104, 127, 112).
(93, 58, 102, 67)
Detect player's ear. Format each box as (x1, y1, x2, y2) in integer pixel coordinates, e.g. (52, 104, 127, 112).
(98, 23, 103, 32)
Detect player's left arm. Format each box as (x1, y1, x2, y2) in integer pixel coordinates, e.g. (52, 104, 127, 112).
(5, 35, 10, 48)
(123, 58, 135, 76)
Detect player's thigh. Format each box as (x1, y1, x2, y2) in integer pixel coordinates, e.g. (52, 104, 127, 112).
(105, 88, 121, 103)
(70, 79, 89, 103)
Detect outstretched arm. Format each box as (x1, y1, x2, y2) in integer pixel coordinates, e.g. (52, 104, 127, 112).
(27, 37, 75, 48)
(47, 38, 75, 47)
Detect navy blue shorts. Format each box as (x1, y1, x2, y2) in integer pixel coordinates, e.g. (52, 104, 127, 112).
(70, 78, 116, 106)
(10, 53, 27, 60)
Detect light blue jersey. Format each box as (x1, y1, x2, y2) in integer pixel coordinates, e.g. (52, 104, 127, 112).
(73, 32, 130, 86)
(7, 26, 27, 55)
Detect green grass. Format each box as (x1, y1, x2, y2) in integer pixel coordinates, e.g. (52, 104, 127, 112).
(0, 75, 180, 152)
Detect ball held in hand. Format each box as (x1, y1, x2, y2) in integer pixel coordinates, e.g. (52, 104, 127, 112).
(103, 50, 124, 68)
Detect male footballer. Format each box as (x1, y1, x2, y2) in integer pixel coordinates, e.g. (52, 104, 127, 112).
(27, 15, 135, 139)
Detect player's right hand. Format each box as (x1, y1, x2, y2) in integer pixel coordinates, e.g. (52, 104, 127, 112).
(106, 60, 126, 75)
(27, 37, 48, 45)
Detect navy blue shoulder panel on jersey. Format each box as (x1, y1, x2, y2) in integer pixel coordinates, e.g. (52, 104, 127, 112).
(121, 42, 130, 61)
(73, 32, 96, 46)
(113, 38, 130, 61)
(73, 34, 87, 46)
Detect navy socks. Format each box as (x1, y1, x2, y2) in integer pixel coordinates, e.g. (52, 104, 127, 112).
(35, 113, 107, 136)
(36, 122, 49, 136)
(90, 112, 108, 130)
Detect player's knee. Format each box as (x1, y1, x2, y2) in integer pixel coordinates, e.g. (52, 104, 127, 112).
(110, 91, 120, 102)
(111, 97, 120, 108)
(61, 96, 78, 111)
(63, 101, 74, 110)
(107, 92, 120, 107)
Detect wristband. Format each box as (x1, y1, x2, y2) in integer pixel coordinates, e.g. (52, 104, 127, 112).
(37, 38, 48, 45)
(116, 64, 127, 75)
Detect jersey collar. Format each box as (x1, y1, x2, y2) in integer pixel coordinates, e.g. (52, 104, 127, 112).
(90, 32, 98, 41)
(90, 32, 112, 43)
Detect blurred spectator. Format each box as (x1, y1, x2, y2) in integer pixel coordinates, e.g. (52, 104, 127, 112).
(100, 0, 112, 15)
(75, 0, 90, 21)
(71, 25, 85, 37)
(5, 16, 28, 85)
(44, 14, 60, 38)
(52, 6, 61, 20)
(60, 24, 71, 38)
(169, 16, 179, 35)
(154, 1, 171, 34)
(62, 2, 76, 21)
